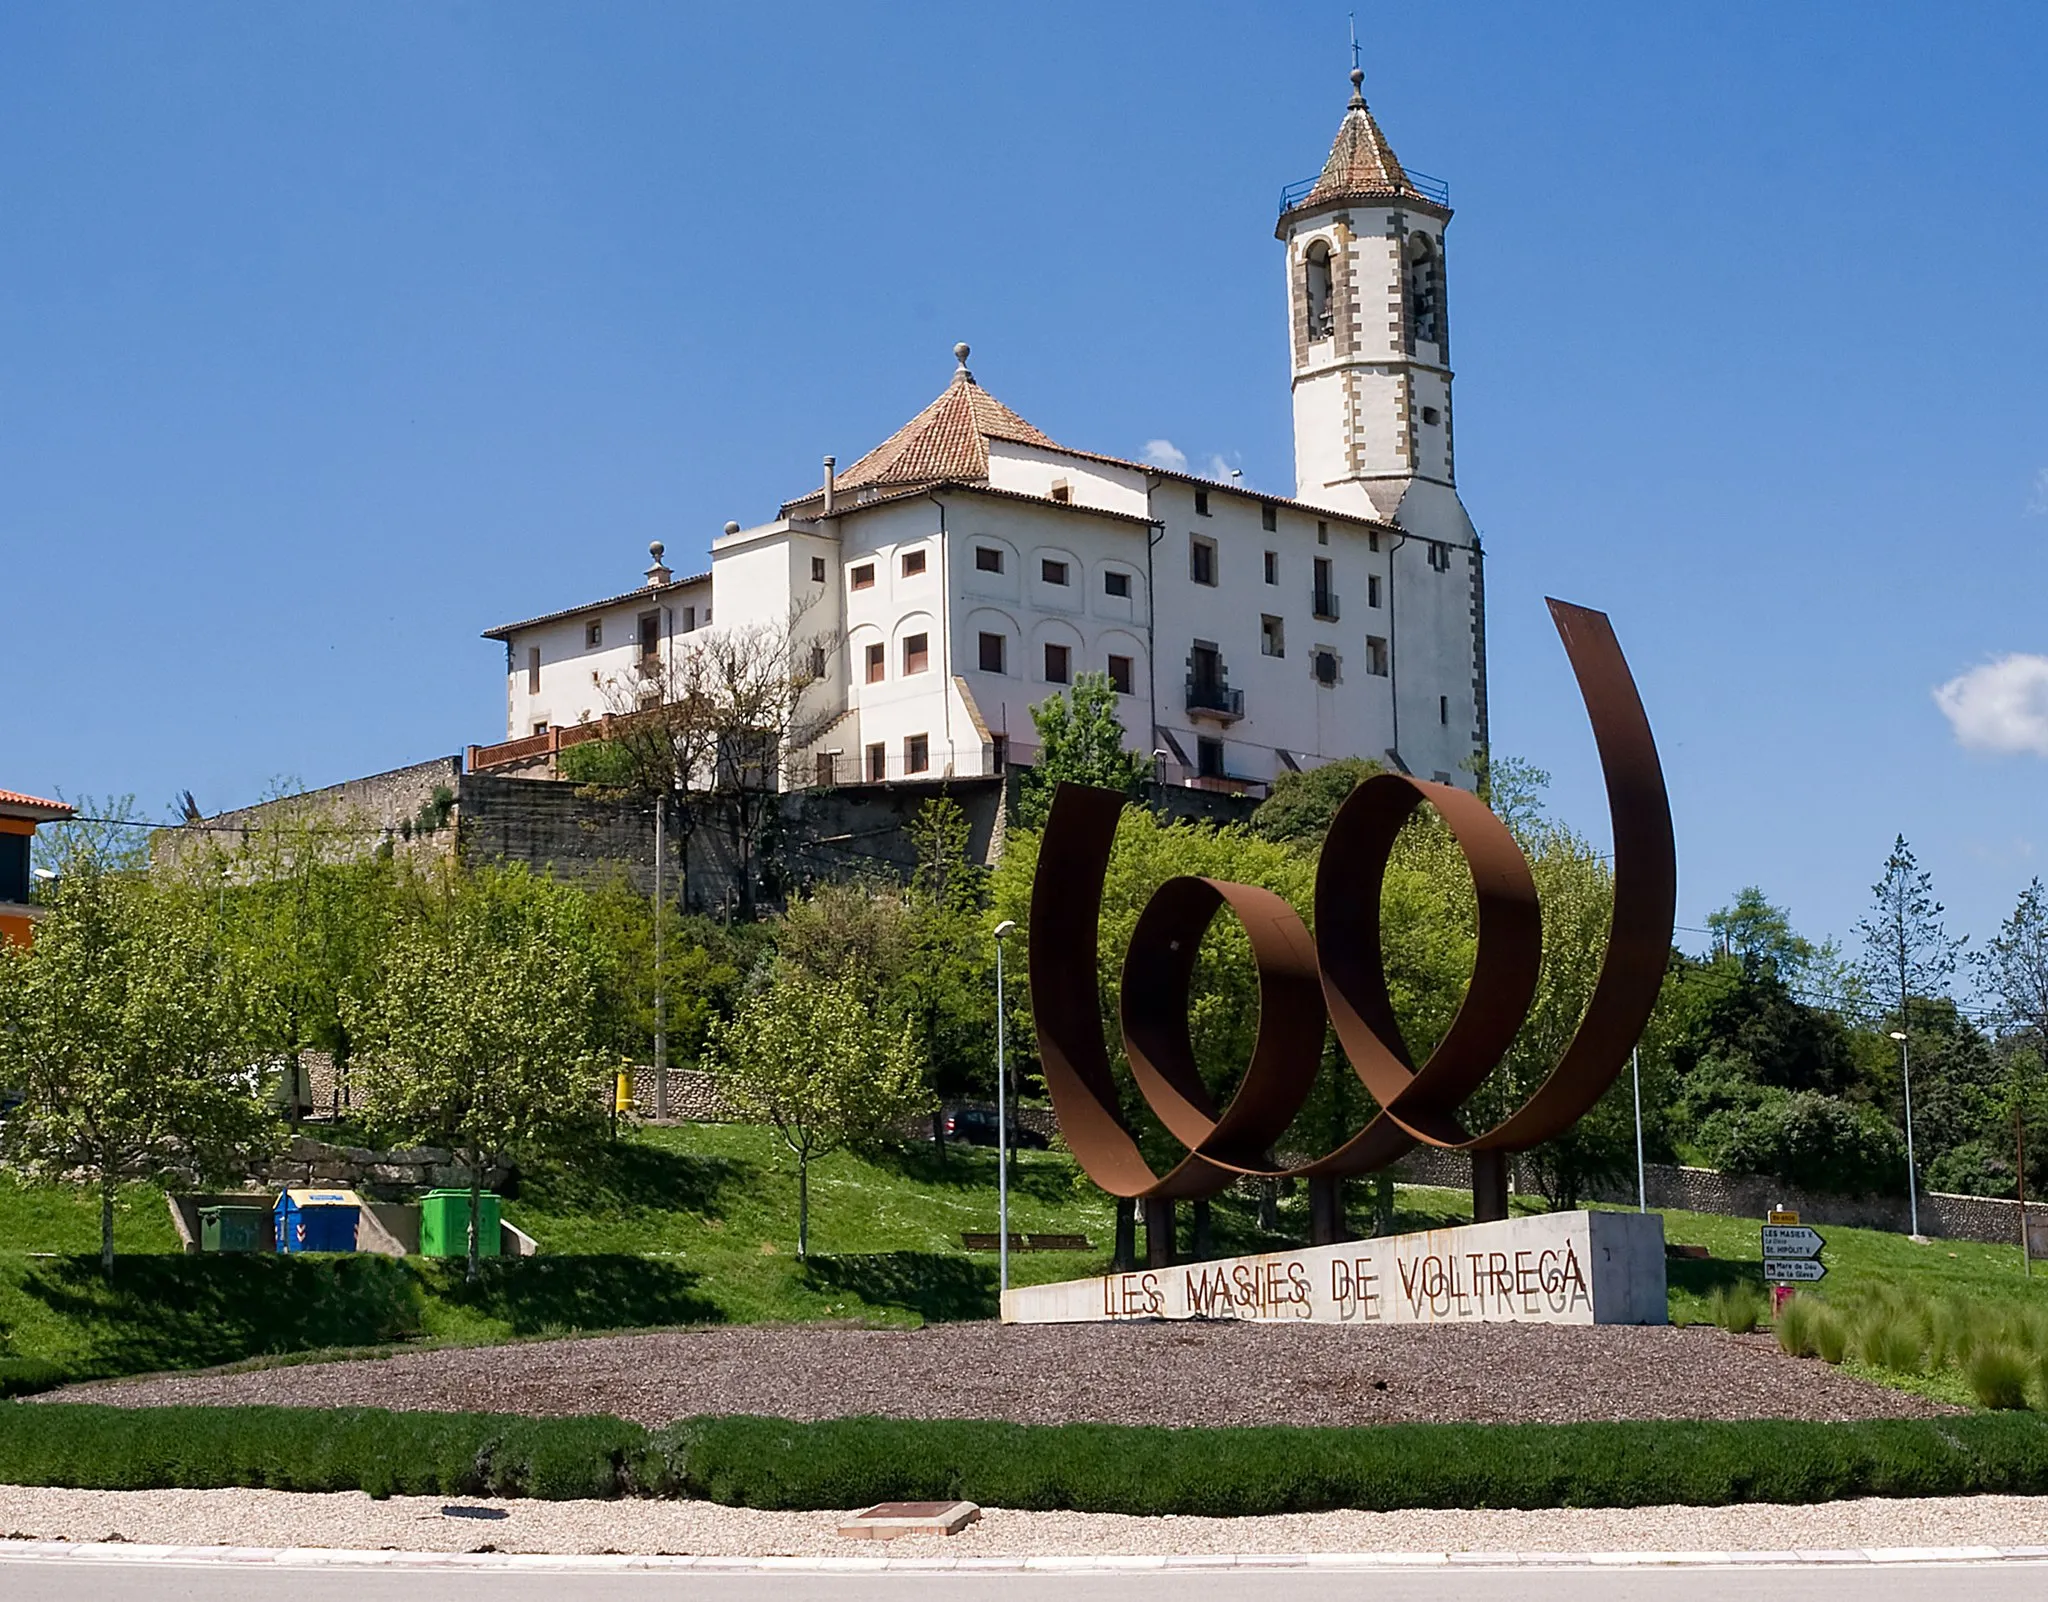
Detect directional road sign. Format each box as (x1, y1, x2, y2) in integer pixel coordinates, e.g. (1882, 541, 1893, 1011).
(1765, 1258, 1827, 1283)
(1761, 1225, 1825, 1258)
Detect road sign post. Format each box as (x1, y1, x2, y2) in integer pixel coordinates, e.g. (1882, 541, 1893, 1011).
(1762, 1212, 1825, 1314)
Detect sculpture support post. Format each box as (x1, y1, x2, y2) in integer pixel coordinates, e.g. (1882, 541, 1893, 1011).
(1309, 1175, 1346, 1245)
(1472, 1150, 1510, 1223)
(1143, 1199, 1176, 1268)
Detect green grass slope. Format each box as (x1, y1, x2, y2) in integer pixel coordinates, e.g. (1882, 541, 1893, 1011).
(3, 1126, 2045, 1397)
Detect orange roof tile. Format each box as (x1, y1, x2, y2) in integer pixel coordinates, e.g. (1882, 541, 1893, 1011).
(0, 790, 74, 819)
(1292, 69, 1436, 214)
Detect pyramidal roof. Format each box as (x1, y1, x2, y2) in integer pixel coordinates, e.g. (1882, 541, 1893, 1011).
(1298, 68, 1434, 211)
(791, 348, 1059, 510)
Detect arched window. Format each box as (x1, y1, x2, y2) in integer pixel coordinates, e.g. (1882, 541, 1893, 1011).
(1304, 240, 1334, 340)
(1406, 234, 1441, 346)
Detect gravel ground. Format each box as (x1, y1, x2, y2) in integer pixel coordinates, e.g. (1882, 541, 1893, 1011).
(48, 1322, 1951, 1427)
(0, 1486, 2042, 1556)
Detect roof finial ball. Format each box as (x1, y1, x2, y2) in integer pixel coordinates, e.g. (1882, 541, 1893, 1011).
(1349, 66, 1365, 104)
(649, 540, 665, 563)
(953, 341, 973, 384)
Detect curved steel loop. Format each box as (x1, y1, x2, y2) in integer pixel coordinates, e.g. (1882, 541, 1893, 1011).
(1312, 774, 1542, 1153)
(1026, 597, 1675, 1200)
(1121, 875, 1327, 1174)
(1028, 786, 1291, 1200)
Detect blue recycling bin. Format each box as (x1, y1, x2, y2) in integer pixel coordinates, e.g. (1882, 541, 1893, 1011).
(273, 1188, 362, 1253)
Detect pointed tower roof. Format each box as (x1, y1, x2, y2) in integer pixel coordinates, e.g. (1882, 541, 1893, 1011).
(1289, 68, 1442, 216)
(789, 344, 1060, 512)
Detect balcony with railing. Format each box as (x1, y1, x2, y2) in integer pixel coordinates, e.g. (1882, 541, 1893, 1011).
(1186, 680, 1244, 722)
(1312, 587, 1341, 621)
(1279, 168, 1450, 214)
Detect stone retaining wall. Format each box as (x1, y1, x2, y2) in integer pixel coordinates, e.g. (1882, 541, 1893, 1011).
(252, 1136, 509, 1198)
(1385, 1145, 2036, 1248)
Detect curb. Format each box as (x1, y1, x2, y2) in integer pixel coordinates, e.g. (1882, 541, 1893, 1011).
(5, 1541, 2048, 1572)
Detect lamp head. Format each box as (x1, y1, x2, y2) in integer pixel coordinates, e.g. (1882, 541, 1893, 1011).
(1889, 1030, 1908, 1041)
(993, 919, 1017, 939)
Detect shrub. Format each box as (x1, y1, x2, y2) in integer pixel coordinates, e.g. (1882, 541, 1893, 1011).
(1812, 1305, 1849, 1365)
(1967, 1346, 2032, 1411)
(1708, 1285, 1765, 1336)
(1776, 1294, 1819, 1357)
(1855, 1309, 1926, 1374)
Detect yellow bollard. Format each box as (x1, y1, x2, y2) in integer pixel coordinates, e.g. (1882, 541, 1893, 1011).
(615, 1071, 632, 1113)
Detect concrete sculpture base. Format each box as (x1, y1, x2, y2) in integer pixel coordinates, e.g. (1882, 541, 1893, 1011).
(999, 1209, 1667, 1327)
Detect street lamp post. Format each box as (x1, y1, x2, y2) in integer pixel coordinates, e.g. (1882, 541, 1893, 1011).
(1891, 1029, 1920, 1238)
(993, 919, 1017, 1298)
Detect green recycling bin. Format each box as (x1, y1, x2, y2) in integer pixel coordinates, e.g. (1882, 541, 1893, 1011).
(199, 1204, 271, 1253)
(420, 1189, 501, 1259)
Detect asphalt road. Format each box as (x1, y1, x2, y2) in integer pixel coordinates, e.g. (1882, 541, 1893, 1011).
(7, 1560, 2047, 1601)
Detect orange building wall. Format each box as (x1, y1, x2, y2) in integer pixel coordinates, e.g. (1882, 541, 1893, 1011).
(1, 815, 39, 947)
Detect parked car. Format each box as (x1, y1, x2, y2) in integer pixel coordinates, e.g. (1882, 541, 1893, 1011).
(939, 1105, 1048, 1149)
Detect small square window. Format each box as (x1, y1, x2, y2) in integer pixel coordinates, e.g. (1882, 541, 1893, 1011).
(903, 632, 929, 674)
(1041, 558, 1070, 586)
(1434, 771, 1453, 785)
(532, 720, 549, 736)
(809, 645, 828, 679)
(810, 556, 827, 583)
(584, 620, 602, 649)
(1439, 694, 1449, 726)
(1194, 490, 1210, 516)
(1106, 653, 1133, 694)
(1421, 406, 1441, 425)
(1044, 642, 1071, 684)
(865, 642, 885, 684)
(1367, 530, 1381, 553)
(1104, 569, 1131, 599)
(1261, 615, 1284, 658)
(901, 549, 927, 577)
(1197, 736, 1225, 778)
(1190, 537, 1217, 586)
(1317, 520, 1329, 546)
(852, 563, 875, 590)
(1050, 480, 1072, 503)
(1313, 649, 1339, 687)
(1260, 504, 1277, 532)
(975, 546, 1004, 573)
(1263, 551, 1278, 585)
(978, 632, 1006, 674)
(1368, 574, 1382, 608)
(867, 742, 887, 782)
(1366, 636, 1390, 677)
(905, 734, 930, 775)
(1429, 540, 1451, 572)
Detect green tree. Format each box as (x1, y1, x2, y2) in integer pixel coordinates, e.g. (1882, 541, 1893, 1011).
(903, 799, 996, 1139)
(1249, 757, 1382, 844)
(703, 973, 929, 1256)
(344, 868, 620, 1279)
(1016, 672, 1150, 828)
(1706, 888, 1823, 983)
(0, 859, 274, 1275)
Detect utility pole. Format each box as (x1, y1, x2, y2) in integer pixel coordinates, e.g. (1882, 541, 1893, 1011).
(653, 793, 669, 1120)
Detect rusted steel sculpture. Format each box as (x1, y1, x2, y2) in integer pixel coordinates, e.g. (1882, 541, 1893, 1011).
(1027, 600, 1675, 1234)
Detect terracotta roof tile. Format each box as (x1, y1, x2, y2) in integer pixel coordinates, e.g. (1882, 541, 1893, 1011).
(0, 789, 73, 818)
(1292, 69, 1434, 213)
(790, 365, 1059, 509)
(482, 572, 711, 640)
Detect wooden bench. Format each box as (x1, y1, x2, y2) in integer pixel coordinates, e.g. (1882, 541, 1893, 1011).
(960, 1232, 1093, 1253)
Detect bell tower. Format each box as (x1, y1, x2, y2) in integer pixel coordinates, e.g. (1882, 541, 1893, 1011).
(1278, 67, 1471, 544)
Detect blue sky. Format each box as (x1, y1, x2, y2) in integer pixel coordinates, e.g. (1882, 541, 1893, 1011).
(4, 3, 2045, 965)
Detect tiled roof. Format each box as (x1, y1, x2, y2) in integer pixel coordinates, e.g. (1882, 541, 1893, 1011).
(0, 789, 74, 819)
(786, 364, 1059, 512)
(1292, 69, 1435, 214)
(482, 571, 711, 640)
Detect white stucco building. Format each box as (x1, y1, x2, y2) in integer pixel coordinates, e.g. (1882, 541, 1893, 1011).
(480, 70, 1486, 794)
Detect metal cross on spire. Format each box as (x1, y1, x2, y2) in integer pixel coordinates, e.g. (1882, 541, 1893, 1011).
(1349, 11, 1361, 74)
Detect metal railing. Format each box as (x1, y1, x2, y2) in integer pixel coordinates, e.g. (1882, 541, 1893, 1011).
(1279, 167, 1450, 213)
(1186, 681, 1244, 719)
(1312, 588, 1341, 621)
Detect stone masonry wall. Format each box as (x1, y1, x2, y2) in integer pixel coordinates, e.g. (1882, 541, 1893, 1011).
(1386, 1144, 2037, 1249)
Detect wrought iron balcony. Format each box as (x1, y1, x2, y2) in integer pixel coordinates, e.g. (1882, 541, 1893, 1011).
(1186, 681, 1244, 721)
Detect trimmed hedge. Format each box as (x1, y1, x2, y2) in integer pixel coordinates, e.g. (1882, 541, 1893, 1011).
(8, 1405, 2048, 1512)
(0, 1404, 641, 1500)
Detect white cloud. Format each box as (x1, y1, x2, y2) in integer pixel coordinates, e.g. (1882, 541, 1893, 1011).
(2028, 468, 2048, 517)
(1204, 453, 1239, 482)
(1934, 654, 2048, 756)
(1141, 439, 1188, 472)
